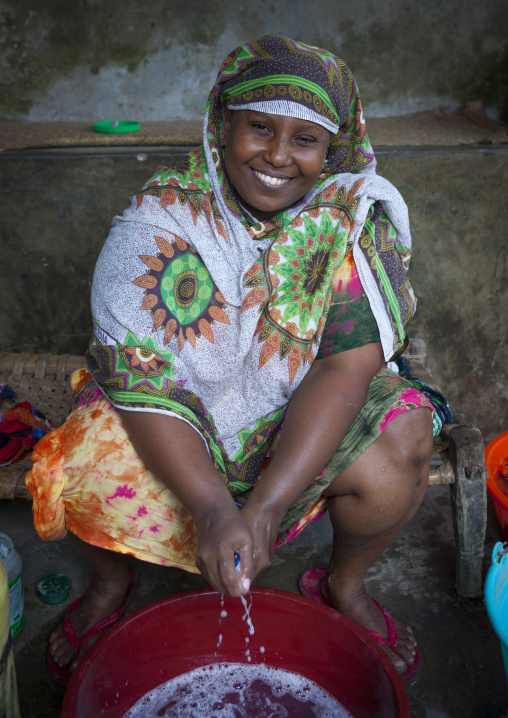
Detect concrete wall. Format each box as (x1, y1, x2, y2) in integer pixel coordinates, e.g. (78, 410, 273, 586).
(1, 0, 507, 122)
(1, 145, 508, 437)
(378, 146, 508, 438)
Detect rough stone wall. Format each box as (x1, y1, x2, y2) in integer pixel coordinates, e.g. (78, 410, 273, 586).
(377, 147, 508, 438)
(1, 0, 507, 122)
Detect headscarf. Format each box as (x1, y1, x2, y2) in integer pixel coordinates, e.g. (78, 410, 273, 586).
(87, 35, 416, 491)
(205, 34, 376, 223)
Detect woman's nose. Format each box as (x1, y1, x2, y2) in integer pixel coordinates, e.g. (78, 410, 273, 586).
(264, 137, 291, 167)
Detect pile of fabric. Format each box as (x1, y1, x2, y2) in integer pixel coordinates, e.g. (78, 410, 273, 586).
(0, 385, 54, 466)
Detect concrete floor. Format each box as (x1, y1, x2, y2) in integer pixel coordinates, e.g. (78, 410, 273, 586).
(2, 486, 508, 718)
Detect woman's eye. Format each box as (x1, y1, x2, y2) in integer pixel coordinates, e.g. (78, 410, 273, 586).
(252, 122, 270, 132)
(296, 136, 316, 144)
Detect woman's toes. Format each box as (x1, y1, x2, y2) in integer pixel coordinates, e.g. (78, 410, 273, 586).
(391, 632, 415, 664)
(50, 636, 73, 666)
(398, 627, 416, 648)
(53, 648, 66, 665)
(388, 649, 407, 673)
(397, 640, 415, 663)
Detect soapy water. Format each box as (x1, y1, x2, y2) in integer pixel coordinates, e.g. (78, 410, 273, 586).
(216, 594, 227, 654)
(240, 593, 255, 637)
(122, 662, 352, 717)
(216, 554, 262, 663)
(216, 590, 261, 661)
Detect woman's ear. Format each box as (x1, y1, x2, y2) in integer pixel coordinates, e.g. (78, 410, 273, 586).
(221, 105, 231, 146)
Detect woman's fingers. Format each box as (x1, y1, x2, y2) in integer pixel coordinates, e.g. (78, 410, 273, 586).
(235, 545, 254, 594)
(197, 545, 252, 597)
(194, 506, 255, 596)
(217, 545, 252, 597)
(240, 503, 280, 578)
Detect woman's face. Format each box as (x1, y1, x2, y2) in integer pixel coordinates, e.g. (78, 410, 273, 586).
(222, 108, 332, 222)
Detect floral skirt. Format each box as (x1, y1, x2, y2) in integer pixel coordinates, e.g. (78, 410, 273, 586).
(26, 368, 432, 574)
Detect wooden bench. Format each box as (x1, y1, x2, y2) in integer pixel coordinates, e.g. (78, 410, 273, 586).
(0, 341, 488, 598)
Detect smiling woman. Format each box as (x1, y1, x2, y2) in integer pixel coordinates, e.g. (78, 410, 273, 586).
(27, 34, 434, 684)
(222, 109, 332, 220)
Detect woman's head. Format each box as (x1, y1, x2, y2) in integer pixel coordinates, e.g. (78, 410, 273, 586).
(205, 35, 374, 221)
(221, 107, 332, 221)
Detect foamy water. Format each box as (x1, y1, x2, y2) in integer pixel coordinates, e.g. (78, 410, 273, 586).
(123, 662, 352, 717)
(240, 593, 256, 661)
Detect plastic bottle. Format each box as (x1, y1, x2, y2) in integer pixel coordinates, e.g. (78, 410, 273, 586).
(0, 559, 21, 717)
(0, 533, 24, 639)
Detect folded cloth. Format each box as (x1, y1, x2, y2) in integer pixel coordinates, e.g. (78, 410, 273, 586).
(0, 402, 54, 466)
(396, 356, 454, 436)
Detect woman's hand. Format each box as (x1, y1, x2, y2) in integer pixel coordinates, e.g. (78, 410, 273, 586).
(194, 503, 254, 597)
(240, 500, 283, 578)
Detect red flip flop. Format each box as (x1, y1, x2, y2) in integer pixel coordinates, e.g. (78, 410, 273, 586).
(46, 565, 139, 686)
(299, 567, 421, 681)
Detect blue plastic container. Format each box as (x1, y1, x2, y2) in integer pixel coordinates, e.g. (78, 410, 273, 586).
(484, 541, 508, 682)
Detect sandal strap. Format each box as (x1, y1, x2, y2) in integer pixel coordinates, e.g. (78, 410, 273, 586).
(62, 588, 92, 657)
(62, 566, 139, 655)
(299, 569, 400, 654)
(364, 598, 398, 651)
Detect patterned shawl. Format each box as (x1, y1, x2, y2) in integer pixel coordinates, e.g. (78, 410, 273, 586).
(87, 35, 416, 493)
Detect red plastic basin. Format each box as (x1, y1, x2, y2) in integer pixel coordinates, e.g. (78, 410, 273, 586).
(62, 587, 409, 718)
(485, 432, 508, 540)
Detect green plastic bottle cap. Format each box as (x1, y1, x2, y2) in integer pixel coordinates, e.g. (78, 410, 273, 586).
(93, 121, 140, 134)
(37, 574, 71, 605)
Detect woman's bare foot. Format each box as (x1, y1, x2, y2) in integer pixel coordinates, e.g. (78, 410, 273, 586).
(48, 564, 132, 672)
(324, 572, 417, 674)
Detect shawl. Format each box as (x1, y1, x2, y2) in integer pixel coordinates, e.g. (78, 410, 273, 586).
(87, 35, 416, 494)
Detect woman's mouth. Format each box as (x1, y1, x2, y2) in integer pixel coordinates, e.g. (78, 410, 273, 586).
(252, 169, 291, 187)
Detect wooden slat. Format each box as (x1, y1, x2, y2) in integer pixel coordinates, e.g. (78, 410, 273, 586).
(0, 461, 32, 500)
(0, 352, 85, 378)
(428, 460, 455, 485)
(406, 337, 427, 365)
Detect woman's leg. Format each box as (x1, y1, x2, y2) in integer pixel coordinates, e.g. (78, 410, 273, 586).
(322, 407, 433, 673)
(48, 536, 131, 671)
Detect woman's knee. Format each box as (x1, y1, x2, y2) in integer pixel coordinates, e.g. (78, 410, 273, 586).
(383, 407, 434, 479)
(324, 407, 433, 501)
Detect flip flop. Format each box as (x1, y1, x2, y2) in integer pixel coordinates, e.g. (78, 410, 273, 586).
(46, 564, 139, 686)
(299, 567, 421, 681)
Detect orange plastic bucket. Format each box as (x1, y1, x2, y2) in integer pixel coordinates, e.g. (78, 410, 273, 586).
(485, 432, 508, 540)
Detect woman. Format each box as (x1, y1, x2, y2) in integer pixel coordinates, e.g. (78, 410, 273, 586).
(27, 34, 433, 683)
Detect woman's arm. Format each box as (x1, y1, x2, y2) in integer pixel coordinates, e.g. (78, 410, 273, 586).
(118, 410, 253, 596)
(241, 341, 385, 572)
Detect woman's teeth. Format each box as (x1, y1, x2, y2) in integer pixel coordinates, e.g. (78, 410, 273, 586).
(253, 170, 290, 187)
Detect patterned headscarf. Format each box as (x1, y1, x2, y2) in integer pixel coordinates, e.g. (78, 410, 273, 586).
(204, 35, 376, 222)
